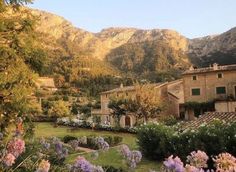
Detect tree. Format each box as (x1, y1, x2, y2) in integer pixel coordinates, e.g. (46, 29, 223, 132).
(0, 0, 37, 133)
(131, 83, 165, 123)
(48, 100, 70, 118)
(108, 96, 130, 127)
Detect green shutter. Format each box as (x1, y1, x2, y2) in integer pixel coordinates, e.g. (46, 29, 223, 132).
(192, 88, 200, 96)
(216, 87, 226, 94)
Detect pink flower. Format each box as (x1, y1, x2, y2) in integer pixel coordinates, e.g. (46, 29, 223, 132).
(3, 153, 16, 167)
(7, 138, 25, 158)
(36, 159, 50, 172)
(187, 150, 209, 169)
(214, 153, 236, 172)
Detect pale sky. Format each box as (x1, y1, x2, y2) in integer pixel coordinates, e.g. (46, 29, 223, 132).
(29, 0, 236, 38)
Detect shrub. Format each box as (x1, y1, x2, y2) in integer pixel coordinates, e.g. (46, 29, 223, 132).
(137, 121, 236, 161)
(137, 123, 175, 160)
(62, 135, 77, 143)
(159, 115, 178, 126)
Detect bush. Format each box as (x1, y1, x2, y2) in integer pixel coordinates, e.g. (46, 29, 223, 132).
(159, 115, 178, 126)
(137, 123, 174, 160)
(137, 121, 236, 161)
(63, 135, 77, 143)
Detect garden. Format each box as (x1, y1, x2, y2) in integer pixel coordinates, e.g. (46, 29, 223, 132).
(0, 119, 235, 172)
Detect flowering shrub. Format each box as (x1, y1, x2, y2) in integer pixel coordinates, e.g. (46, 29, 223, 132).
(163, 155, 184, 172)
(137, 121, 236, 162)
(7, 138, 25, 158)
(163, 151, 236, 172)
(95, 137, 109, 151)
(214, 153, 236, 172)
(57, 117, 137, 133)
(3, 153, 16, 167)
(68, 156, 104, 172)
(186, 150, 208, 169)
(36, 159, 50, 172)
(119, 144, 142, 169)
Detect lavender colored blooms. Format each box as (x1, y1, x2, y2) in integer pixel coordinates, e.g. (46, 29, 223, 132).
(163, 155, 185, 172)
(119, 144, 142, 169)
(69, 156, 104, 172)
(95, 137, 109, 151)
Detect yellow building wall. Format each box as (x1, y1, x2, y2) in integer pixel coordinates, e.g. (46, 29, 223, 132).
(183, 70, 236, 103)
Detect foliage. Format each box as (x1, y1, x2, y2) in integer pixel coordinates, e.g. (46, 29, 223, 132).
(48, 100, 70, 118)
(137, 121, 236, 162)
(159, 115, 178, 126)
(137, 123, 174, 160)
(130, 83, 165, 123)
(108, 97, 130, 127)
(0, 0, 40, 134)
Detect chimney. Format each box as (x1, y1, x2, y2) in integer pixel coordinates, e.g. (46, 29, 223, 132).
(189, 65, 194, 71)
(213, 63, 218, 70)
(120, 83, 123, 88)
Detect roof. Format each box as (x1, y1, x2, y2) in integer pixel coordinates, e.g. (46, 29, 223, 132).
(100, 83, 166, 95)
(36, 77, 56, 88)
(183, 64, 236, 75)
(181, 112, 236, 130)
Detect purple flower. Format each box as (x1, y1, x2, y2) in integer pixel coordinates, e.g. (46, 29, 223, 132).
(163, 155, 184, 172)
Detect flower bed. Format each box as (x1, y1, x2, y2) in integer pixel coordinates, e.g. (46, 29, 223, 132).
(56, 117, 137, 134)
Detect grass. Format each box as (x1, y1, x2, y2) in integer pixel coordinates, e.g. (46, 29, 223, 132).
(34, 122, 161, 171)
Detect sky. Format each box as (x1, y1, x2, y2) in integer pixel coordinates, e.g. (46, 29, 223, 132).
(29, 0, 236, 38)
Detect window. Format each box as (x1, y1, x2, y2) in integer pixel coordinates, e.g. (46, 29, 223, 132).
(217, 73, 223, 78)
(105, 94, 108, 98)
(216, 87, 226, 94)
(192, 75, 197, 80)
(191, 88, 200, 96)
(126, 92, 128, 96)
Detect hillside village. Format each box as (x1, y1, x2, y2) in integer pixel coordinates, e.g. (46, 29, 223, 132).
(91, 63, 236, 127)
(1, 1, 236, 172)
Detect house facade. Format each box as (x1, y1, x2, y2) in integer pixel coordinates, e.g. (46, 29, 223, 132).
(182, 63, 236, 120)
(92, 83, 180, 127)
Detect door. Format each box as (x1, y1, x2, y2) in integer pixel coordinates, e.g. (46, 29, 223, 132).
(125, 116, 131, 127)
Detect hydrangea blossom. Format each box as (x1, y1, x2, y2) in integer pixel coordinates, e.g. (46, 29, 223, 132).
(69, 156, 104, 172)
(214, 153, 236, 172)
(69, 140, 79, 150)
(119, 144, 142, 169)
(163, 155, 185, 172)
(187, 150, 209, 169)
(95, 137, 109, 151)
(40, 138, 50, 150)
(3, 153, 15, 167)
(36, 159, 50, 172)
(7, 138, 25, 158)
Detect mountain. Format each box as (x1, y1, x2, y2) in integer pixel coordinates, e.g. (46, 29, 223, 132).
(188, 27, 236, 67)
(5, 8, 236, 87)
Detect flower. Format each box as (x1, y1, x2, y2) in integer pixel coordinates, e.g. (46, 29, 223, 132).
(187, 150, 209, 169)
(185, 164, 204, 172)
(71, 156, 93, 172)
(214, 152, 236, 172)
(7, 138, 25, 158)
(163, 155, 184, 172)
(119, 144, 142, 169)
(70, 156, 104, 172)
(36, 159, 50, 172)
(3, 153, 16, 167)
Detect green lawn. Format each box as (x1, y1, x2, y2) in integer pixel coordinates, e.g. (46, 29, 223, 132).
(34, 122, 161, 171)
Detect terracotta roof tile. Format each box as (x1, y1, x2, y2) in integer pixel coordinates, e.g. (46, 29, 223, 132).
(181, 112, 236, 130)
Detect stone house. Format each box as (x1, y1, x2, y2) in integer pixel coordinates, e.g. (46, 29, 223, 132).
(92, 83, 180, 127)
(36, 77, 58, 92)
(182, 63, 236, 120)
